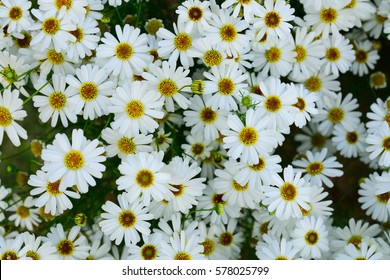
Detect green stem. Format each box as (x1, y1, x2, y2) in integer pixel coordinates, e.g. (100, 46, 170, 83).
(23, 79, 51, 106)
(97, 114, 113, 140)
(135, 0, 143, 28)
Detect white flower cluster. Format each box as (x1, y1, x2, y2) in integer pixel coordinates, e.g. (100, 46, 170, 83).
(0, 0, 390, 260)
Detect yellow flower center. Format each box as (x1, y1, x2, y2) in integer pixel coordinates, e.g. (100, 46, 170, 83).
(348, 235, 362, 249)
(26, 251, 40, 260)
(46, 180, 62, 196)
(0, 106, 12, 127)
(305, 76, 322, 92)
(126, 100, 144, 119)
(79, 82, 98, 101)
(49, 92, 66, 110)
(311, 133, 326, 148)
(248, 158, 265, 171)
(376, 192, 390, 204)
(117, 137, 136, 154)
(294, 97, 306, 111)
(115, 42, 134, 61)
(220, 24, 237, 42)
(218, 78, 235, 95)
(174, 33, 192, 51)
(158, 79, 178, 97)
(239, 127, 258, 146)
(306, 162, 324, 176)
(371, 72, 386, 88)
(140, 244, 158, 260)
(325, 47, 341, 62)
(200, 107, 217, 124)
(280, 182, 297, 201)
(232, 180, 249, 192)
(382, 137, 390, 151)
(57, 240, 74, 256)
(174, 252, 192, 260)
(15, 32, 32, 48)
(118, 210, 137, 228)
(69, 27, 84, 43)
(328, 107, 345, 123)
(295, 45, 307, 63)
(1, 250, 19, 260)
(9, 6, 23, 21)
(16, 205, 30, 218)
(265, 96, 282, 112)
(355, 49, 368, 64)
(203, 50, 223, 67)
(42, 18, 61, 35)
(264, 11, 281, 28)
(64, 150, 85, 170)
(346, 132, 358, 144)
(55, 0, 73, 10)
(188, 6, 203, 21)
(219, 232, 234, 246)
(191, 143, 205, 156)
(305, 230, 319, 245)
(47, 49, 64, 65)
(201, 238, 215, 256)
(345, 0, 356, 9)
(135, 169, 154, 188)
(320, 8, 338, 24)
(265, 46, 282, 63)
(171, 184, 184, 197)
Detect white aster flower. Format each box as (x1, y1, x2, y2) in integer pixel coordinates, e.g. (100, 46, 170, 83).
(336, 242, 383, 260)
(351, 40, 380, 76)
(256, 233, 299, 260)
(366, 123, 390, 168)
(0, 0, 32, 34)
(176, 0, 212, 34)
(21, 232, 58, 260)
(160, 230, 206, 260)
(128, 233, 164, 260)
(291, 83, 319, 128)
(222, 0, 262, 22)
(332, 122, 367, 158)
(8, 195, 41, 231)
(37, 0, 88, 24)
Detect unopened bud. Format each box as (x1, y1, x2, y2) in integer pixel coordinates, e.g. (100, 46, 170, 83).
(191, 80, 205, 94)
(215, 203, 225, 215)
(75, 213, 87, 226)
(16, 171, 29, 186)
(31, 139, 44, 157)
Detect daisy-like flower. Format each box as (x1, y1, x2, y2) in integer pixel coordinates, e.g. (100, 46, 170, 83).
(85, 231, 114, 260)
(28, 170, 81, 215)
(358, 172, 390, 223)
(222, 0, 262, 22)
(293, 148, 343, 188)
(96, 24, 151, 80)
(370, 71, 387, 90)
(330, 218, 381, 254)
(291, 216, 329, 259)
(294, 122, 335, 155)
(44, 224, 90, 260)
(190, 38, 225, 67)
(29, 7, 76, 52)
(160, 230, 206, 260)
(101, 126, 152, 159)
(66, 64, 114, 120)
(156, 21, 197, 69)
(289, 27, 325, 80)
(65, 16, 101, 61)
(304, 0, 355, 38)
(291, 83, 319, 128)
(181, 133, 214, 163)
(366, 97, 390, 135)
(84, 0, 104, 20)
(362, 0, 387, 39)
(198, 221, 230, 260)
(256, 76, 299, 132)
(151, 128, 172, 152)
(0, 51, 31, 97)
(313, 92, 362, 134)
(155, 213, 201, 242)
(8, 195, 41, 231)
(128, 233, 164, 260)
(222, 108, 277, 165)
(203, 7, 250, 58)
(0, 88, 27, 147)
(0, 234, 26, 260)
(252, 35, 296, 78)
(366, 123, 390, 167)
(183, 95, 229, 141)
(233, 153, 282, 189)
(116, 151, 172, 206)
(214, 160, 263, 209)
(41, 128, 106, 193)
(320, 34, 355, 77)
(262, 165, 311, 221)
(32, 74, 78, 128)
(345, 0, 376, 28)
(304, 186, 333, 218)
(0, 0, 32, 34)
(142, 61, 191, 112)
(203, 62, 248, 111)
(166, 156, 206, 214)
(37, 0, 87, 24)
(21, 232, 58, 260)
(252, 0, 295, 41)
(336, 242, 383, 260)
(109, 81, 164, 136)
(351, 40, 380, 76)
(213, 218, 244, 259)
(256, 234, 299, 260)
(99, 194, 154, 246)
(332, 122, 367, 158)
(176, 0, 212, 34)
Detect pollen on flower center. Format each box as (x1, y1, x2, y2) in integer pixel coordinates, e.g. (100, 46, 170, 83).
(264, 11, 281, 28)
(305, 230, 319, 245)
(118, 210, 137, 228)
(64, 150, 85, 170)
(320, 8, 338, 24)
(219, 232, 234, 246)
(1, 250, 19, 260)
(49, 92, 66, 110)
(46, 180, 62, 196)
(69, 27, 84, 43)
(117, 138, 136, 154)
(220, 24, 237, 42)
(42, 18, 61, 35)
(376, 192, 390, 204)
(136, 169, 154, 188)
(16, 205, 30, 218)
(9, 6, 23, 21)
(355, 50, 368, 63)
(115, 42, 134, 61)
(171, 184, 185, 197)
(79, 82, 98, 101)
(295, 45, 307, 63)
(47, 49, 64, 65)
(188, 6, 203, 21)
(382, 137, 390, 151)
(1, 66, 17, 84)
(305, 76, 322, 92)
(158, 79, 178, 97)
(280, 182, 297, 201)
(306, 162, 324, 175)
(294, 97, 306, 111)
(26, 251, 40, 260)
(201, 238, 215, 256)
(203, 50, 223, 67)
(265, 96, 282, 112)
(325, 47, 341, 62)
(15, 32, 32, 48)
(328, 107, 345, 123)
(218, 78, 235, 96)
(346, 132, 358, 144)
(200, 107, 217, 124)
(126, 100, 144, 119)
(232, 180, 249, 192)
(57, 240, 74, 256)
(348, 235, 362, 249)
(55, 0, 73, 10)
(265, 46, 282, 63)
(249, 157, 265, 171)
(191, 143, 205, 156)
(275, 256, 288, 260)
(0, 106, 12, 127)
(141, 244, 158, 260)
(174, 33, 192, 51)
(174, 251, 192, 260)
(239, 127, 258, 146)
